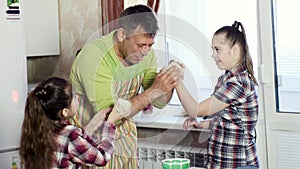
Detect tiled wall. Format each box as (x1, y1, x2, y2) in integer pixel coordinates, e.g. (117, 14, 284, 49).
(27, 0, 102, 83)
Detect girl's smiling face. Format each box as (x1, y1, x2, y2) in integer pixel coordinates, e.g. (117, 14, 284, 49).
(211, 33, 241, 71)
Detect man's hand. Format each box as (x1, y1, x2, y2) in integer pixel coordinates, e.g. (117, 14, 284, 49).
(151, 60, 185, 93)
(123, 60, 185, 117)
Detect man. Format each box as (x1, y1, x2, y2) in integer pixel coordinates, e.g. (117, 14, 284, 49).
(70, 4, 183, 169)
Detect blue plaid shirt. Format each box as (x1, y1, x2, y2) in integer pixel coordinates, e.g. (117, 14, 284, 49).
(207, 64, 259, 169)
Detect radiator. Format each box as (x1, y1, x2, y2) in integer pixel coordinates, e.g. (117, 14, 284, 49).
(137, 141, 207, 169)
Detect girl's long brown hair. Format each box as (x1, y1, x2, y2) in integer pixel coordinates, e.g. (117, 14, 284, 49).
(19, 77, 72, 169)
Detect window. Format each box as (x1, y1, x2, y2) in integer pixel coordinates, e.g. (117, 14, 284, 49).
(272, 0, 300, 113)
(157, 0, 258, 105)
(123, 0, 258, 106)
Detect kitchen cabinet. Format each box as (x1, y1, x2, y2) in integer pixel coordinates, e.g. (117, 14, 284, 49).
(1, 2, 27, 168)
(23, 0, 60, 56)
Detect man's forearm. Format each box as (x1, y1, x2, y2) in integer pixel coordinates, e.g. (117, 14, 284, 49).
(125, 86, 171, 118)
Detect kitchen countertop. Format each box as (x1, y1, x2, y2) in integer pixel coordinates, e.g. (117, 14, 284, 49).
(133, 105, 209, 132)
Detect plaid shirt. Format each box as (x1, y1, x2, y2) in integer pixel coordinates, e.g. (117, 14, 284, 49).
(207, 65, 259, 169)
(53, 121, 116, 169)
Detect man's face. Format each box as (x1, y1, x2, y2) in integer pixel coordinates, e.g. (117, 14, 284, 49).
(122, 34, 155, 65)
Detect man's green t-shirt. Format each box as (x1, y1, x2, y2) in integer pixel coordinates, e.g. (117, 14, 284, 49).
(70, 30, 158, 114)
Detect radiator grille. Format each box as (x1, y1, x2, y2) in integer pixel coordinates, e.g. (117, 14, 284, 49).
(138, 142, 207, 169)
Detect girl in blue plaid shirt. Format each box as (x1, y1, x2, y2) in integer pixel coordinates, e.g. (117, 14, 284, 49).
(19, 77, 124, 169)
(175, 21, 259, 169)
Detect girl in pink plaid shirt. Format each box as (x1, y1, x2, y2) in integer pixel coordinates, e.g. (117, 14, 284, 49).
(19, 77, 123, 169)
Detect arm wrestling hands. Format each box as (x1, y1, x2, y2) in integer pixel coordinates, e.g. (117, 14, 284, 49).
(122, 60, 185, 118)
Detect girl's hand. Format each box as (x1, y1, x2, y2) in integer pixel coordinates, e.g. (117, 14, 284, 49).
(107, 98, 131, 123)
(85, 107, 112, 135)
(198, 119, 211, 129)
(183, 117, 200, 130)
(165, 60, 185, 82)
(183, 117, 212, 130)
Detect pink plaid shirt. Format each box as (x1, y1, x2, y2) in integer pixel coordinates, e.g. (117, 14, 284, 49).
(53, 121, 116, 169)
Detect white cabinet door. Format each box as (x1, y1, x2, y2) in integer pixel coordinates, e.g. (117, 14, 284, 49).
(23, 0, 60, 56)
(0, 150, 20, 169)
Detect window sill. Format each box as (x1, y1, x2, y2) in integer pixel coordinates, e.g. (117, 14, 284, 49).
(133, 105, 209, 132)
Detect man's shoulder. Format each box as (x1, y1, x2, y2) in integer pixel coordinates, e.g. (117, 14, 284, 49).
(82, 31, 115, 52)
